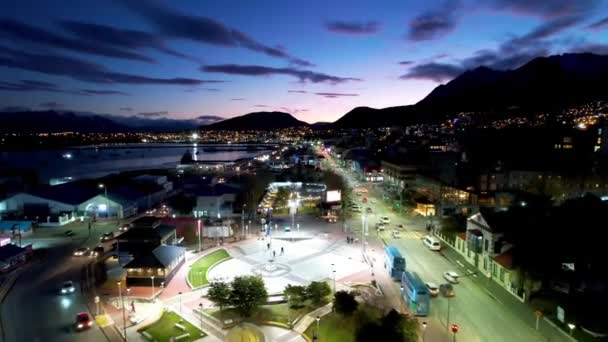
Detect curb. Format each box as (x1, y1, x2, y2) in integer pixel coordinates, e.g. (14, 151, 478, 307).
(186, 249, 231, 289)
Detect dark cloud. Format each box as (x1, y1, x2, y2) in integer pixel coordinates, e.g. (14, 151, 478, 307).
(0, 19, 155, 63)
(288, 90, 308, 93)
(120, 107, 133, 112)
(400, 63, 464, 82)
(0, 46, 224, 86)
(325, 21, 381, 35)
(314, 92, 359, 98)
(60, 20, 199, 62)
(482, 0, 598, 19)
(120, 0, 312, 66)
(571, 43, 608, 55)
(408, 0, 460, 41)
(196, 115, 224, 125)
(0, 79, 62, 93)
(137, 111, 168, 117)
(39, 101, 63, 109)
(0, 106, 31, 112)
(203, 64, 361, 84)
(586, 17, 608, 31)
(80, 89, 130, 96)
(398, 61, 414, 65)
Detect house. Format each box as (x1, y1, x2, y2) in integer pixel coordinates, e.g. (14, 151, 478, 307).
(123, 244, 185, 287)
(0, 243, 33, 273)
(116, 217, 177, 257)
(466, 210, 507, 274)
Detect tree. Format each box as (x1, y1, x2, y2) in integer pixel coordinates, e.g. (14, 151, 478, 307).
(170, 193, 196, 215)
(355, 309, 418, 342)
(207, 281, 231, 319)
(274, 187, 289, 208)
(306, 281, 331, 305)
(284, 284, 307, 308)
(333, 290, 358, 316)
(230, 276, 268, 317)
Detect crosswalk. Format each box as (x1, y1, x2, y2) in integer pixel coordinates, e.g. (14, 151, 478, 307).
(378, 229, 424, 240)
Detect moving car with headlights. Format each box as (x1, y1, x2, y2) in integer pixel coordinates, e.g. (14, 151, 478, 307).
(100, 232, 114, 242)
(380, 216, 390, 224)
(61, 281, 75, 294)
(73, 247, 90, 256)
(423, 235, 441, 251)
(440, 283, 455, 297)
(75, 312, 93, 331)
(425, 282, 439, 297)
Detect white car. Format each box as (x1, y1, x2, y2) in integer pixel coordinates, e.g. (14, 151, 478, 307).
(73, 247, 90, 257)
(392, 230, 400, 238)
(381, 216, 390, 224)
(425, 282, 439, 296)
(61, 281, 76, 294)
(443, 271, 460, 284)
(377, 223, 386, 231)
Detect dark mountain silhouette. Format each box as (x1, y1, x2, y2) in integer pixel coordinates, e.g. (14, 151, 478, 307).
(333, 53, 608, 128)
(0, 110, 129, 133)
(202, 111, 308, 130)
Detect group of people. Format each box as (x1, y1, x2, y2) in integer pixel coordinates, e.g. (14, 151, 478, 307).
(346, 236, 358, 244)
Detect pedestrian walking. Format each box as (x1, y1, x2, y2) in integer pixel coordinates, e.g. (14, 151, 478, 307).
(267, 242, 270, 250)
(273, 250, 276, 258)
(280, 246, 284, 255)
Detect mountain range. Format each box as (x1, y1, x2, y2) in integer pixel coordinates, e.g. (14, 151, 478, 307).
(2, 53, 607, 132)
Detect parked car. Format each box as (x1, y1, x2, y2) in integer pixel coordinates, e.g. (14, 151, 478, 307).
(75, 312, 93, 331)
(392, 230, 401, 238)
(64, 230, 75, 237)
(396, 224, 405, 230)
(443, 271, 459, 284)
(366, 207, 373, 213)
(370, 199, 377, 204)
(61, 281, 75, 294)
(381, 216, 390, 224)
(362, 197, 368, 203)
(73, 247, 90, 257)
(100, 232, 114, 242)
(377, 223, 386, 231)
(439, 283, 455, 297)
(284, 225, 291, 232)
(425, 282, 439, 296)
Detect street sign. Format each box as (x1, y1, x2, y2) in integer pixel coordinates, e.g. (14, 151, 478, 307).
(535, 310, 543, 318)
(451, 324, 459, 333)
(557, 306, 565, 323)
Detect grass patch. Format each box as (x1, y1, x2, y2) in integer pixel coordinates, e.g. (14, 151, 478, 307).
(206, 302, 325, 326)
(304, 305, 382, 342)
(139, 311, 205, 342)
(187, 249, 230, 288)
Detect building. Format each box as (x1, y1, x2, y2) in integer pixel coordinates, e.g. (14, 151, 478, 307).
(465, 210, 507, 275)
(0, 243, 33, 273)
(381, 159, 420, 190)
(189, 184, 240, 219)
(123, 244, 185, 287)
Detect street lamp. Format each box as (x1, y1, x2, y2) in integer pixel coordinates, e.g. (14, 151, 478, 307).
(150, 276, 155, 300)
(568, 323, 575, 336)
(117, 281, 127, 341)
(126, 288, 131, 309)
(197, 219, 202, 252)
(316, 316, 321, 341)
(331, 263, 336, 294)
(99, 183, 109, 218)
(446, 296, 452, 330)
(422, 321, 427, 342)
(198, 303, 204, 331)
(179, 291, 183, 314)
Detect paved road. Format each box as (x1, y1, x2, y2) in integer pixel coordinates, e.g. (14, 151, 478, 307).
(1, 222, 118, 342)
(328, 158, 548, 342)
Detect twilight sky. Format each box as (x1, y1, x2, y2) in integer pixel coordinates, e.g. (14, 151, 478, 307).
(1, 0, 608, 123)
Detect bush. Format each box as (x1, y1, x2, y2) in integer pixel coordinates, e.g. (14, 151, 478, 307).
(307, 281, 331, 305)
(333, 290, 358, 316)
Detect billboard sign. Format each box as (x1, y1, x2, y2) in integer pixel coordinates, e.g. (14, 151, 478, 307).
(326, 190, 341, 203)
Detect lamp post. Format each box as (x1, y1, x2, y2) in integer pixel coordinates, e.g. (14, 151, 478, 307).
(422, 321, 427, 342)
(568, 323, 575, 336)
(179, 291, 183, 314)
(117, 281, 127, 341)
(241, 204, 246, 239)
(451, 324, 459, 342)
(99, 183, 109, 218)
(198, 303, 204, 331)
(126, 288, 131, 309)
(197, 219, 202, 252)
(150, 276, 155, 300)
(331, 263, 336, 294)
(316, 316, 321, 341)
(446, 296, 452, 330)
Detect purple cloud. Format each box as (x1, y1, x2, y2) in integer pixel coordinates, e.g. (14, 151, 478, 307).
(400, 63, 464, 82)
(325, 21, 381, 35)
(408, 0, 460, 41)
(288, 90, 308, 93)
(81, 89, 130, 96)
(586, 17, 608, 31)
(203, 64, 361, 84)
(120, 0, 312, 67)
(60, 20, 199, 62)
(0, 46, 224, 86)
(483, 0, 598, 19)
(314, 92, 359, 98)
(0, 19, 155, 63)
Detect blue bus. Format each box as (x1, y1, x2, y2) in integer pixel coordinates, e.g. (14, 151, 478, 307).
(384, 246, 405, 280)
(401, 271, 430, 316)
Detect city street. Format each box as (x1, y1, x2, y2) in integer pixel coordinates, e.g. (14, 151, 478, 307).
(330, 156, 553, 342)
(1, 221, 120, 342)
